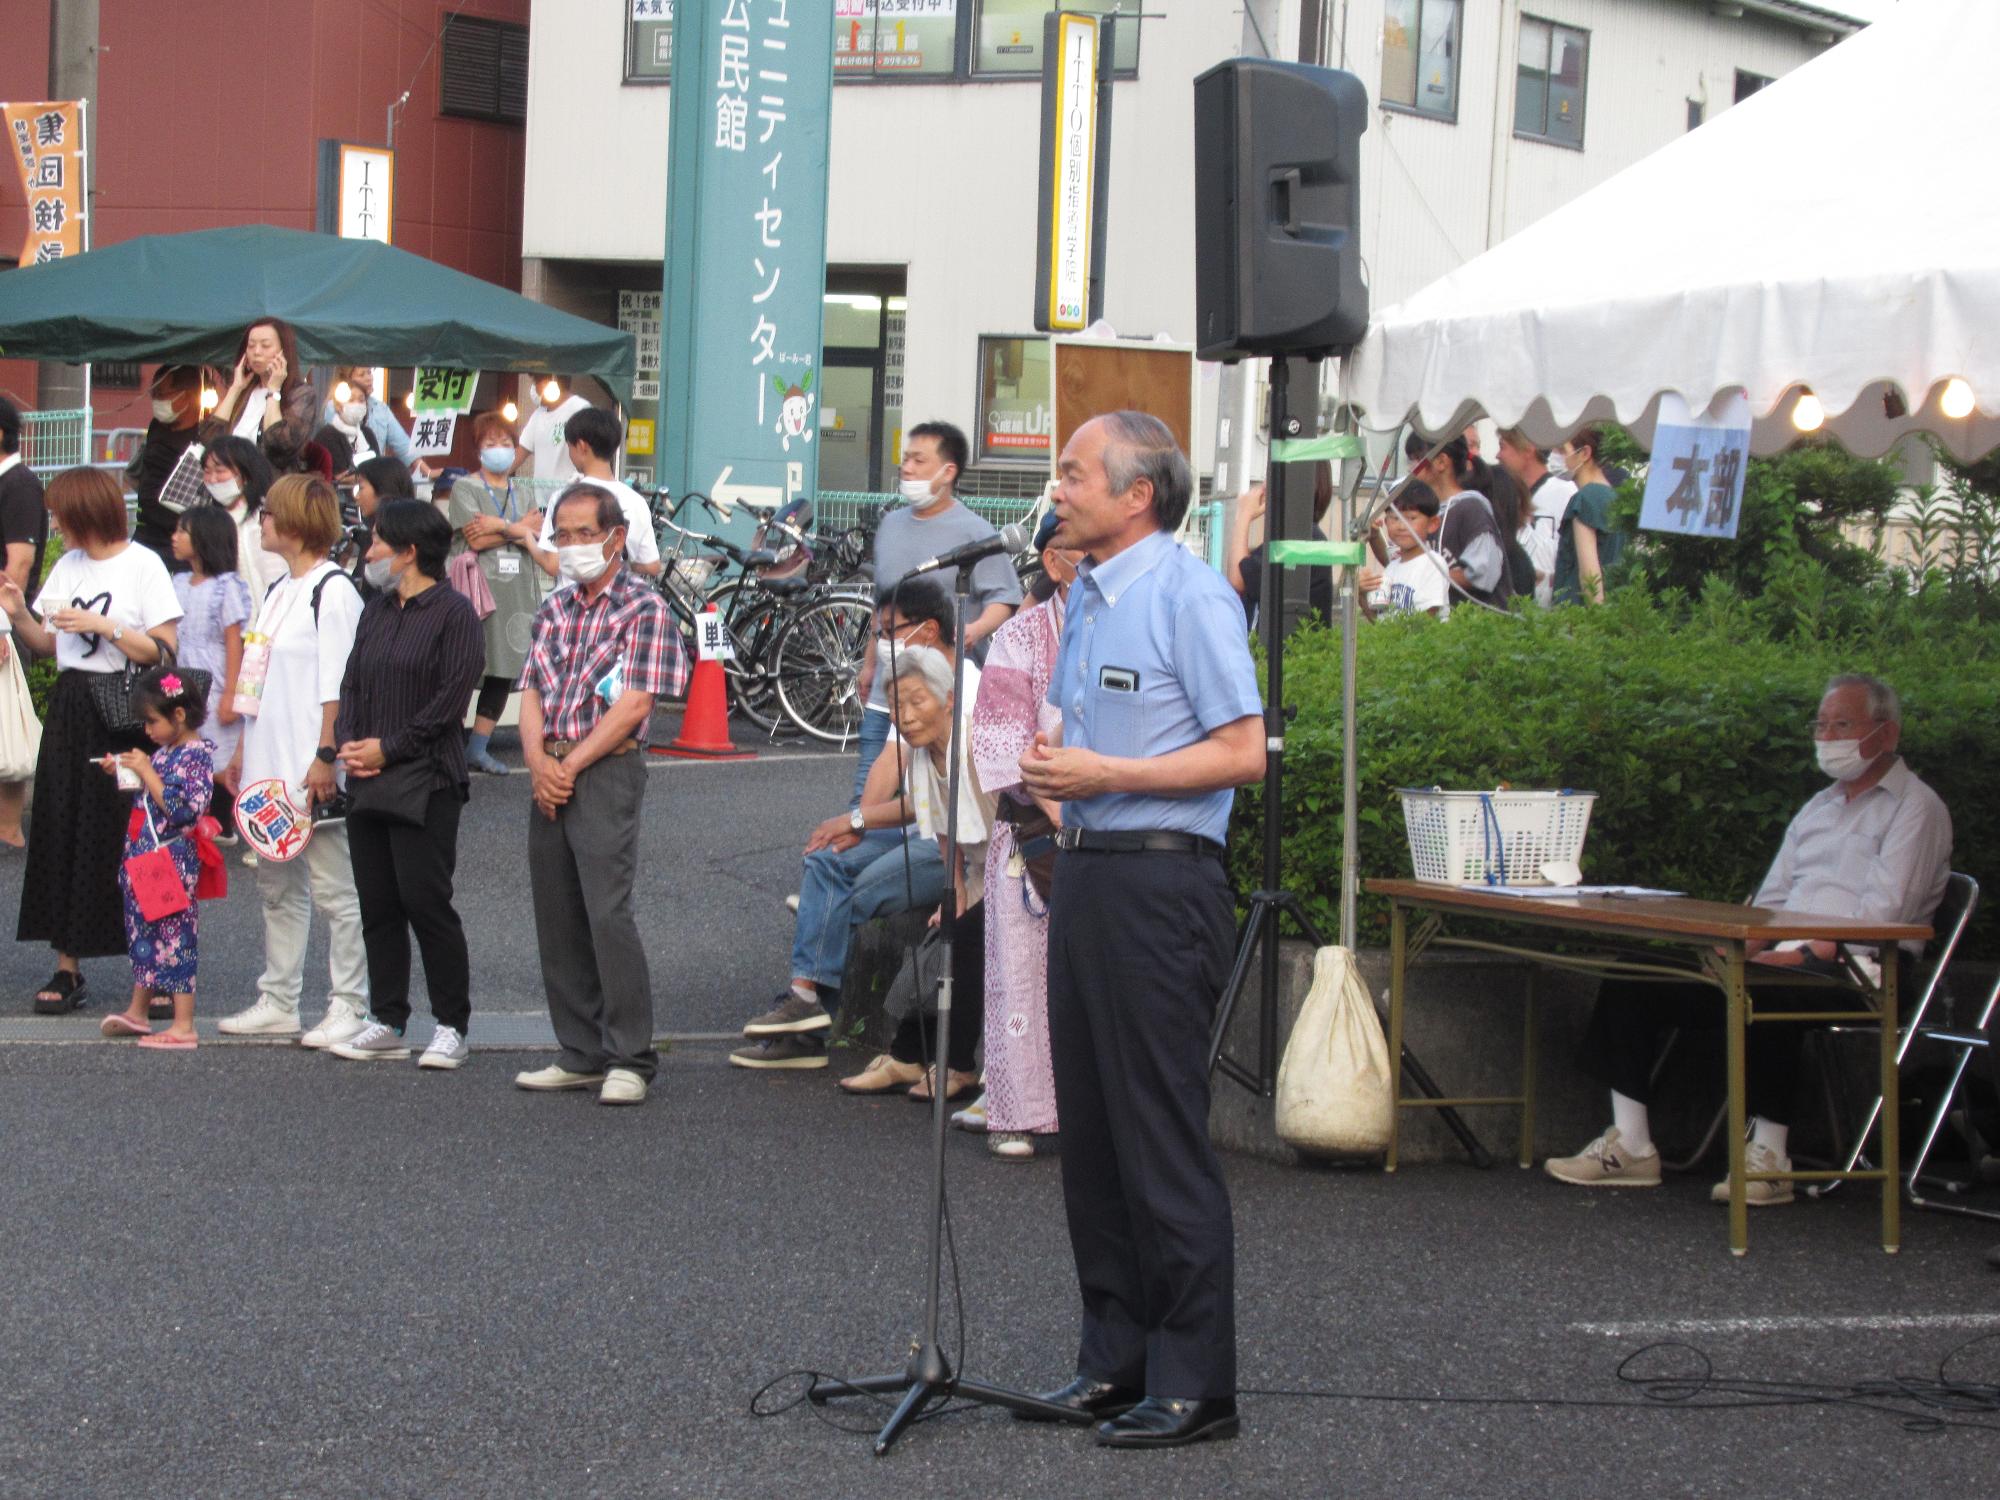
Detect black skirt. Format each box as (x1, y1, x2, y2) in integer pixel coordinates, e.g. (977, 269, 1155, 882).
(17, 669, 149, 959)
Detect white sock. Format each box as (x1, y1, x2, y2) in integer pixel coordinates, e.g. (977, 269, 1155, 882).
(1751, 1116, 1790, 1158)
(1611, 1092, 1654, 1156)
(790, 980, 816, 1004)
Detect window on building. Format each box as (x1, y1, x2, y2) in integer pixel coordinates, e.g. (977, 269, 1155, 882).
(96, 361, 142, 390)
(1735, 69, 1772, 102)
(626, 0, 674, 83)
(1380, 0, 1461, 121)
(975, 336, 1052, 465)
(1515, 16, 1587, 148)
(974, 1, 1140, 78)
(836, 2, 959, 79)
(440, 13, 529, 124)
(1686, 97, 1704, 131)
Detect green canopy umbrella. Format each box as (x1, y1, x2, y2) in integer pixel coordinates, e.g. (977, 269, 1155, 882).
(0, 224, 634, 403)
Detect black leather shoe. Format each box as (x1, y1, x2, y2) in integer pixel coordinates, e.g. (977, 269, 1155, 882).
(1095, 1396, 1240, 1449)
(1012, 1376, 1144, 1423)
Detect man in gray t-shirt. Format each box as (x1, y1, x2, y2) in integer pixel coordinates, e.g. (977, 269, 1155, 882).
(849, 421, 1021, 802)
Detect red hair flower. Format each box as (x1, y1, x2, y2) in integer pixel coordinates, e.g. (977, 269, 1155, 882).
(159, 673, 183, 696)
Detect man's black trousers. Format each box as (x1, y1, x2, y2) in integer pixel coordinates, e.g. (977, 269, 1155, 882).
(1047, 845, 1237, 1401)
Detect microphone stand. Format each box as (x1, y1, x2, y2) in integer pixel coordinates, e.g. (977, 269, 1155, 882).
(811, 557, 1091, 1454)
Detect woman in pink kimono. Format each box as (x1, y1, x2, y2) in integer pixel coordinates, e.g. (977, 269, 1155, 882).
(967, 523, 1078, 1159)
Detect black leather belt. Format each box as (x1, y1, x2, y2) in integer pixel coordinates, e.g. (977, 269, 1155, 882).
(1053, 827, 1225, 859)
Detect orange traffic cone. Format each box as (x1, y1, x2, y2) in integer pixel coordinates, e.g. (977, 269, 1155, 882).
(655, 609, 756, 761)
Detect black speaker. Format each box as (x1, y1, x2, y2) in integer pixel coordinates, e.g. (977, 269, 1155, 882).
(1193, 59, 1368, 363)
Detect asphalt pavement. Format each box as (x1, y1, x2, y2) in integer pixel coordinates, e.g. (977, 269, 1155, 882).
(3, 729, 2000, 1497)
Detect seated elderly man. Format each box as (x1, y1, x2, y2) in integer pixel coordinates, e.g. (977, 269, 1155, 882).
(729, 577, 973, 1071)
(1547, 674, 1952, 1204)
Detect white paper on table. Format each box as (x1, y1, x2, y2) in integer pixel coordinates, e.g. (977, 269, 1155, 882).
(1485, 885, 1686, 899)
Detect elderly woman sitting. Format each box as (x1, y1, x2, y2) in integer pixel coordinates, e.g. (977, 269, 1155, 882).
(838, 641, 989, 1102)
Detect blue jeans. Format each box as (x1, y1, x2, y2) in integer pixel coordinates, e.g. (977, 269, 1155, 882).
(851, 707, 892, 808)
(790, 826, 945, 996)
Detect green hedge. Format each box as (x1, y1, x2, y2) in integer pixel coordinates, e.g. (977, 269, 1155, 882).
(1231, 589, 1999, 953)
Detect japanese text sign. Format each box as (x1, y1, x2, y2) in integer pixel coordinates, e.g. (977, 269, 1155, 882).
(3, 101, 86, 266)
(412, 368, 478, 414)
(659, 0, 834, 525)
(1039, 14, 1099, 332)
(408, 412, 459, 457)
(695, 607, 736, 661)
(1639, 392, 1752, 542)
(234, 779, 313, 863)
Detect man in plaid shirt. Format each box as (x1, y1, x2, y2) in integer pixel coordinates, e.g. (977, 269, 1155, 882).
(513, 484, 688, 1107)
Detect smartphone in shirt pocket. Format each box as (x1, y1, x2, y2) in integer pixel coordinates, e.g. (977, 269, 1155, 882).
(1091, 665, 1146, 755)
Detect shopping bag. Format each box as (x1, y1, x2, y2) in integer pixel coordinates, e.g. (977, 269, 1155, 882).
(1274, 945, 1394, 1157)
(0, 642, 42, 781)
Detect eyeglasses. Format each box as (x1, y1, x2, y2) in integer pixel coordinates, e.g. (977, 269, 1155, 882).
(1809, 717, 1882, 737)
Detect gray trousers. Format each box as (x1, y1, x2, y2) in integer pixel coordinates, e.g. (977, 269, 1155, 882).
(527, 751, 658, 1080)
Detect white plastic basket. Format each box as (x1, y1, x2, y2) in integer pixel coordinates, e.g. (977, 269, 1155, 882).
(1398, 788, 1597, 886)
(670, 556, 715, 591)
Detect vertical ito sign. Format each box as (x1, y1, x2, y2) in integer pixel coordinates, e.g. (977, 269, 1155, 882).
(659, 0, 836, 521)
(338, 144, 394, 243)
(3, 100, 87, 265)
(1034, 12, 1113, 334)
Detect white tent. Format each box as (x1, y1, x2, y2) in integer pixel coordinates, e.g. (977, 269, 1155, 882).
(1345, 0, 2000, 461)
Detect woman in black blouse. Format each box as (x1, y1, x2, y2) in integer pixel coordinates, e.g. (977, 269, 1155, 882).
(329, 501, 485, 1069)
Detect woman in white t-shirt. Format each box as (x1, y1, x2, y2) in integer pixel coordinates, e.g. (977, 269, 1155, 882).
(0, 468, 183, 1014)
(215, 474, 371, 1048)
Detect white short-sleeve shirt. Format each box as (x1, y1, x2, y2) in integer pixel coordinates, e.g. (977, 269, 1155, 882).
(518, 395, 592, 483)
(33, 543, 184, 673)
(239, 561, 363, 794)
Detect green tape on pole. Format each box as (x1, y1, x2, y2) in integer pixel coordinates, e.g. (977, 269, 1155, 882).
(1268, 539, 1367, 566)
(1271, 432, 1363, 463)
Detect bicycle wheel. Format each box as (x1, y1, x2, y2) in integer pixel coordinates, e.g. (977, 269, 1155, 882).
(773, 593, 876, 744)
(705, 578, 795, 737)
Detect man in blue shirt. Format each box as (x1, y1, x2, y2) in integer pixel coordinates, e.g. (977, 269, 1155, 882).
(1017, 411, 1264, 1450)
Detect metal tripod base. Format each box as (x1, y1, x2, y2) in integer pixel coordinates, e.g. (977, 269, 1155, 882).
(810, 1344, 1093, 1456)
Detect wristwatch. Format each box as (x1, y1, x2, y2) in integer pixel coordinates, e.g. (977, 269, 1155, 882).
(110, 626, 124, 644)
(315, 746, 337, 764)
(849, 807, 866, 834)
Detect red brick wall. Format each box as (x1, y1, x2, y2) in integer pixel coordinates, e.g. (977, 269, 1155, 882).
(1, 0, 528, 437)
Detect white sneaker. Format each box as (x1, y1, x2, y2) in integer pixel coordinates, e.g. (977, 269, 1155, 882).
(1544, 1127, 1662, 1188)
(784, 893, 801, 913)
(216, 996, 301, 1037)
(1710, 1141, 1796, 1206)
(599, 1067, 648, 1106)
(328, 1021, 412, 1062)
(514, 1063, 605, 1091)
(301, 1002, 369, 1051)
(419, 1025, 470, 1070)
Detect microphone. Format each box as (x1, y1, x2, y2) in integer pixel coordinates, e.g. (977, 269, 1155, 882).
(907, 521, 1031, 575)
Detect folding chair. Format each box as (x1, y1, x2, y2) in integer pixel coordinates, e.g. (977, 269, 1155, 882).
(1807, 871, 1979, 1194)
(1655, 872, 1977, 1175)
(1905, 967, 2000, 1221)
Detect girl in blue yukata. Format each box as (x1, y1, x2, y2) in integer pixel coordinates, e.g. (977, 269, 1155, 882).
(96, 668, 219, 1050)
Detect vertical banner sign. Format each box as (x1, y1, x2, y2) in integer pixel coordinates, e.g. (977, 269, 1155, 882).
(1034, 14, 1099, 332)
(4, 101, 86, 264)
(338, 144, 394, 243)
(660, 0, 835, 524)
(1638, 392, 1753, 541)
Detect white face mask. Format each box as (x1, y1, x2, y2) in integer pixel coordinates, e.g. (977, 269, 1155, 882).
(1547, 449, 1570, 477)
(152, 397, 180, 424)
(557, 542, 613, 585)
(341, 400, 368, 426)
(898, 476, 936, 505)
(364, 556, 396, 590)
(205, 477, 242, 504)
(1815, 731, 1879, 782)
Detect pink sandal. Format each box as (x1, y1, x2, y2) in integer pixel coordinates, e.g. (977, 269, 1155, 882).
(135, 1031, 198, 1050)
(100, 1014, 152, 1038)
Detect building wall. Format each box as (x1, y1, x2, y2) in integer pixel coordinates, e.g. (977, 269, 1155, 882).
(0, 0, 529, 434)
(519, 0, 1851, 478)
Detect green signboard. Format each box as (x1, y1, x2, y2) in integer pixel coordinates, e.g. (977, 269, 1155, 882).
(659, 0, 834, 520)
(411, 367, 476, 414)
